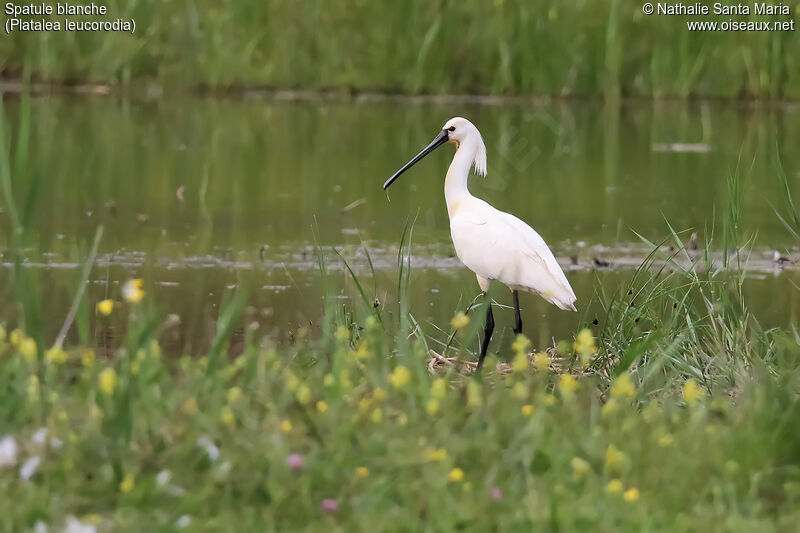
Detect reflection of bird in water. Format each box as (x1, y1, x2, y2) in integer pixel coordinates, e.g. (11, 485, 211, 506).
(383, 117, 576, 370)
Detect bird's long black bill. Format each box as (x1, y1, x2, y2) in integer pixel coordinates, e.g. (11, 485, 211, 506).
(383, 129, 449, 190)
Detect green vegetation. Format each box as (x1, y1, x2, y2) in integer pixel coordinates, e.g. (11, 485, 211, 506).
(2, 98, 800, 530)
(2, 1, 799, 99)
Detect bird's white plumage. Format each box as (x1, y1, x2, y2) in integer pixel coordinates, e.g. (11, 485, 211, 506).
(450, 197, 576, 310)
(440, 117, 577, 311)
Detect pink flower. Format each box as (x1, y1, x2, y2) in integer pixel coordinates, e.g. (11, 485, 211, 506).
(321, 498, 338, 514)
(286, 453, 304, 472)
(491, 487, 503, 501)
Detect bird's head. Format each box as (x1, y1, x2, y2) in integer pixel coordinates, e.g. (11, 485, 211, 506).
(383, 116, 487, 190)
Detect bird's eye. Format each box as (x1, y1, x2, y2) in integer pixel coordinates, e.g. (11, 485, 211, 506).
(448, 126, 456, 132)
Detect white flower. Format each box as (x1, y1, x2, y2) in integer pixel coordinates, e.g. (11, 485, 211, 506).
(0, 435, 19, 467)
(176, 515, 191, 529)
(196, 435, 219, 462)
(32, 428, 48, 446)
(156, 469, 171, 487)
(50, 437, 64, 450)
(19, 456, 41, 481)
(33, 520, 48, 533)
(61, 516, 97, 533)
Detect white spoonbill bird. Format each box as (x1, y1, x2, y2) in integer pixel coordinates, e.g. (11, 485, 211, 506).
(383, 117, 576, 370)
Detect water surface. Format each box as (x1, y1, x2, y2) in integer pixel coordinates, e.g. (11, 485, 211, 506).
(1, 95, 799, 355)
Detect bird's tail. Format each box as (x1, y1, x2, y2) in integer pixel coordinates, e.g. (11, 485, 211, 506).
(553, 298, 577, 312)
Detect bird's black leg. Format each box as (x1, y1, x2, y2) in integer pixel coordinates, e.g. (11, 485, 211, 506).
(513, 290, 523, 335)
(477, 300, 494, 371)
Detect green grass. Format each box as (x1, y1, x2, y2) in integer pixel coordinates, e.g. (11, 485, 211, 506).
(1, 269, 800, 531)
(2, 90, 800, 530)
(2, 1, 800, 99)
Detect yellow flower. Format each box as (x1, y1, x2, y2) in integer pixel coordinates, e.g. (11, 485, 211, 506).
(285, 372, 299, 391)
(121, 279, 145, 303)
(220, 406, 235, 426)
(119, 474, 135, 493)
(280, 419, 292, 433)
(19, 337, 37, 361)
(370, 407, 383, 423)
(682, 379, 704, 405)
(227, 386, 243, 405)
(316, 400, 329, 413)
(354, 342, 370, 359)
(358, 397, 372, 413)
(623, 488, 640, 502)
(365, 316, 378, 330)
(181, 396, 198, 416)
(521, 404, 534, 417)
(467, 380, 482, 407)
(658, 433, 674, 447)
(9, 328, 23, 346)
(334, 325, 350, 341)
(533, 352, 551, 372)
(426, 399, 440, 415)
(431, 378, 447, 400)
(604, 444, 625, 473)
(426, 448, 448, 462)
(450, 312, 470, 329)
(573, 328, 597, 363)
(511, 334, 530, 354)
(98, 367, 118, 396)
(81, 349, 95, 366)
(373, 388, 387, 402)
(96, 299, 114, 316)
(296, 385, 311, 404)
(511, 352, 528, 372)
(571, 457, 591, 480)
(355, 466, 370, 479)
(542, 394, 556, 406)
(558, 374, 579, 395)
(610, 374, 636, 399)
(448, 468, 465, 483)
(44, 346, 68, 365)
(602, 398, 620, 417)
(389, 366, 411, 389)
(606, 478, 623, 494)
(323, 373, 335, 387)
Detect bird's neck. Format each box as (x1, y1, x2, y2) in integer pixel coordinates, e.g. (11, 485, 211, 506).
(444, 141, 476, 218)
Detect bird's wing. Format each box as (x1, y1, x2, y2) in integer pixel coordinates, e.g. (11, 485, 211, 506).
(450, 202, 576, 311)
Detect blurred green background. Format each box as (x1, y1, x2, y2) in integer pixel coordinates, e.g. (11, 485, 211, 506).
(2, 0, 799, 99)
